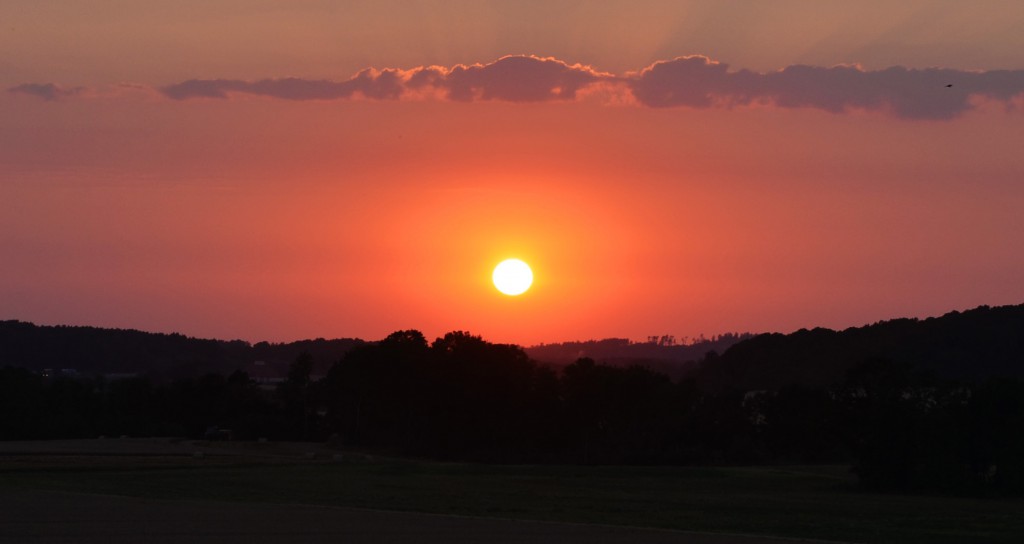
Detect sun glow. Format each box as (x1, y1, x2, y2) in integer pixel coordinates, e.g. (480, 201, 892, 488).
(492, 259, 533, 296)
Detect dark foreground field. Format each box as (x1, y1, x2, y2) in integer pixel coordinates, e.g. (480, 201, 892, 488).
(2, 489, 812, 544)
(2, 439, 1023, 543)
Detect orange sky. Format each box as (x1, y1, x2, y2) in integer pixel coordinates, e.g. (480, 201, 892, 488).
(3, 1, 1024, 345)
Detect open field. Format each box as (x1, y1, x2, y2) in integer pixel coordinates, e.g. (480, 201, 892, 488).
(1, 489, 819, 544)
(2, 439, 1024, 543)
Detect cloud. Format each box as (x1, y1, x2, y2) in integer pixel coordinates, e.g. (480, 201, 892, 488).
(435, 56, 610, 102)
(160, 56, 613, 104)
(630, 56, 1024, 119)
(15, 55, 1024, 120)
(160, 69, 408, 101)
(7, 83, 85, 101)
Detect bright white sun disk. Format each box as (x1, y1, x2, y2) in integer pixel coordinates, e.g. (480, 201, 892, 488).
(492, 259, 533, 296)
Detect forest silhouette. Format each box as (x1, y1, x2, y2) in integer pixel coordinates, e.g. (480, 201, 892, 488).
(2, 304, 1024, 495)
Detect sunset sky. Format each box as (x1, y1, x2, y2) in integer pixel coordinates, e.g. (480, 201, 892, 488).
(3, 1, 1024, 346)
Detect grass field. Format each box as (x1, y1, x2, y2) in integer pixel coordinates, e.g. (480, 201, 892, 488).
(2, 441, 1023, 543)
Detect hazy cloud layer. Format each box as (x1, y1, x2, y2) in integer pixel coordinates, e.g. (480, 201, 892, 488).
(12, 55, 1024, 119)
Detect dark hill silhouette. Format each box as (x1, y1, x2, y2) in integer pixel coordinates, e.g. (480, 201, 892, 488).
(3, 314, 1024, 494)
(4, 302, 1023, 388)
(696, 304, 1024, 392)
(0, 321, 362, 380)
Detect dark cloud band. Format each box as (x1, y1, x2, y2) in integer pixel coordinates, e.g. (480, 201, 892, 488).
(160, 56, 607, 104)
(11, 55, 1024, 120)
(632, 56, 1024, 119)
(7, 83, 85, 101)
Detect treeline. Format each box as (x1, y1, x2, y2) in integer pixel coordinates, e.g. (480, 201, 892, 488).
(697, 304, 1024, 392)
(4, 329, 1023, 496)
(0, 320, 361, 379)
(7, 302, 1022, 387)
(525, 333, 753, 364)
(0, 366, 288, 441)
(525, 333, 753, 380)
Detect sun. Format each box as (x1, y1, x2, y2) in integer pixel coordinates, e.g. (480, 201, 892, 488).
(492, 259, 533, 296)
